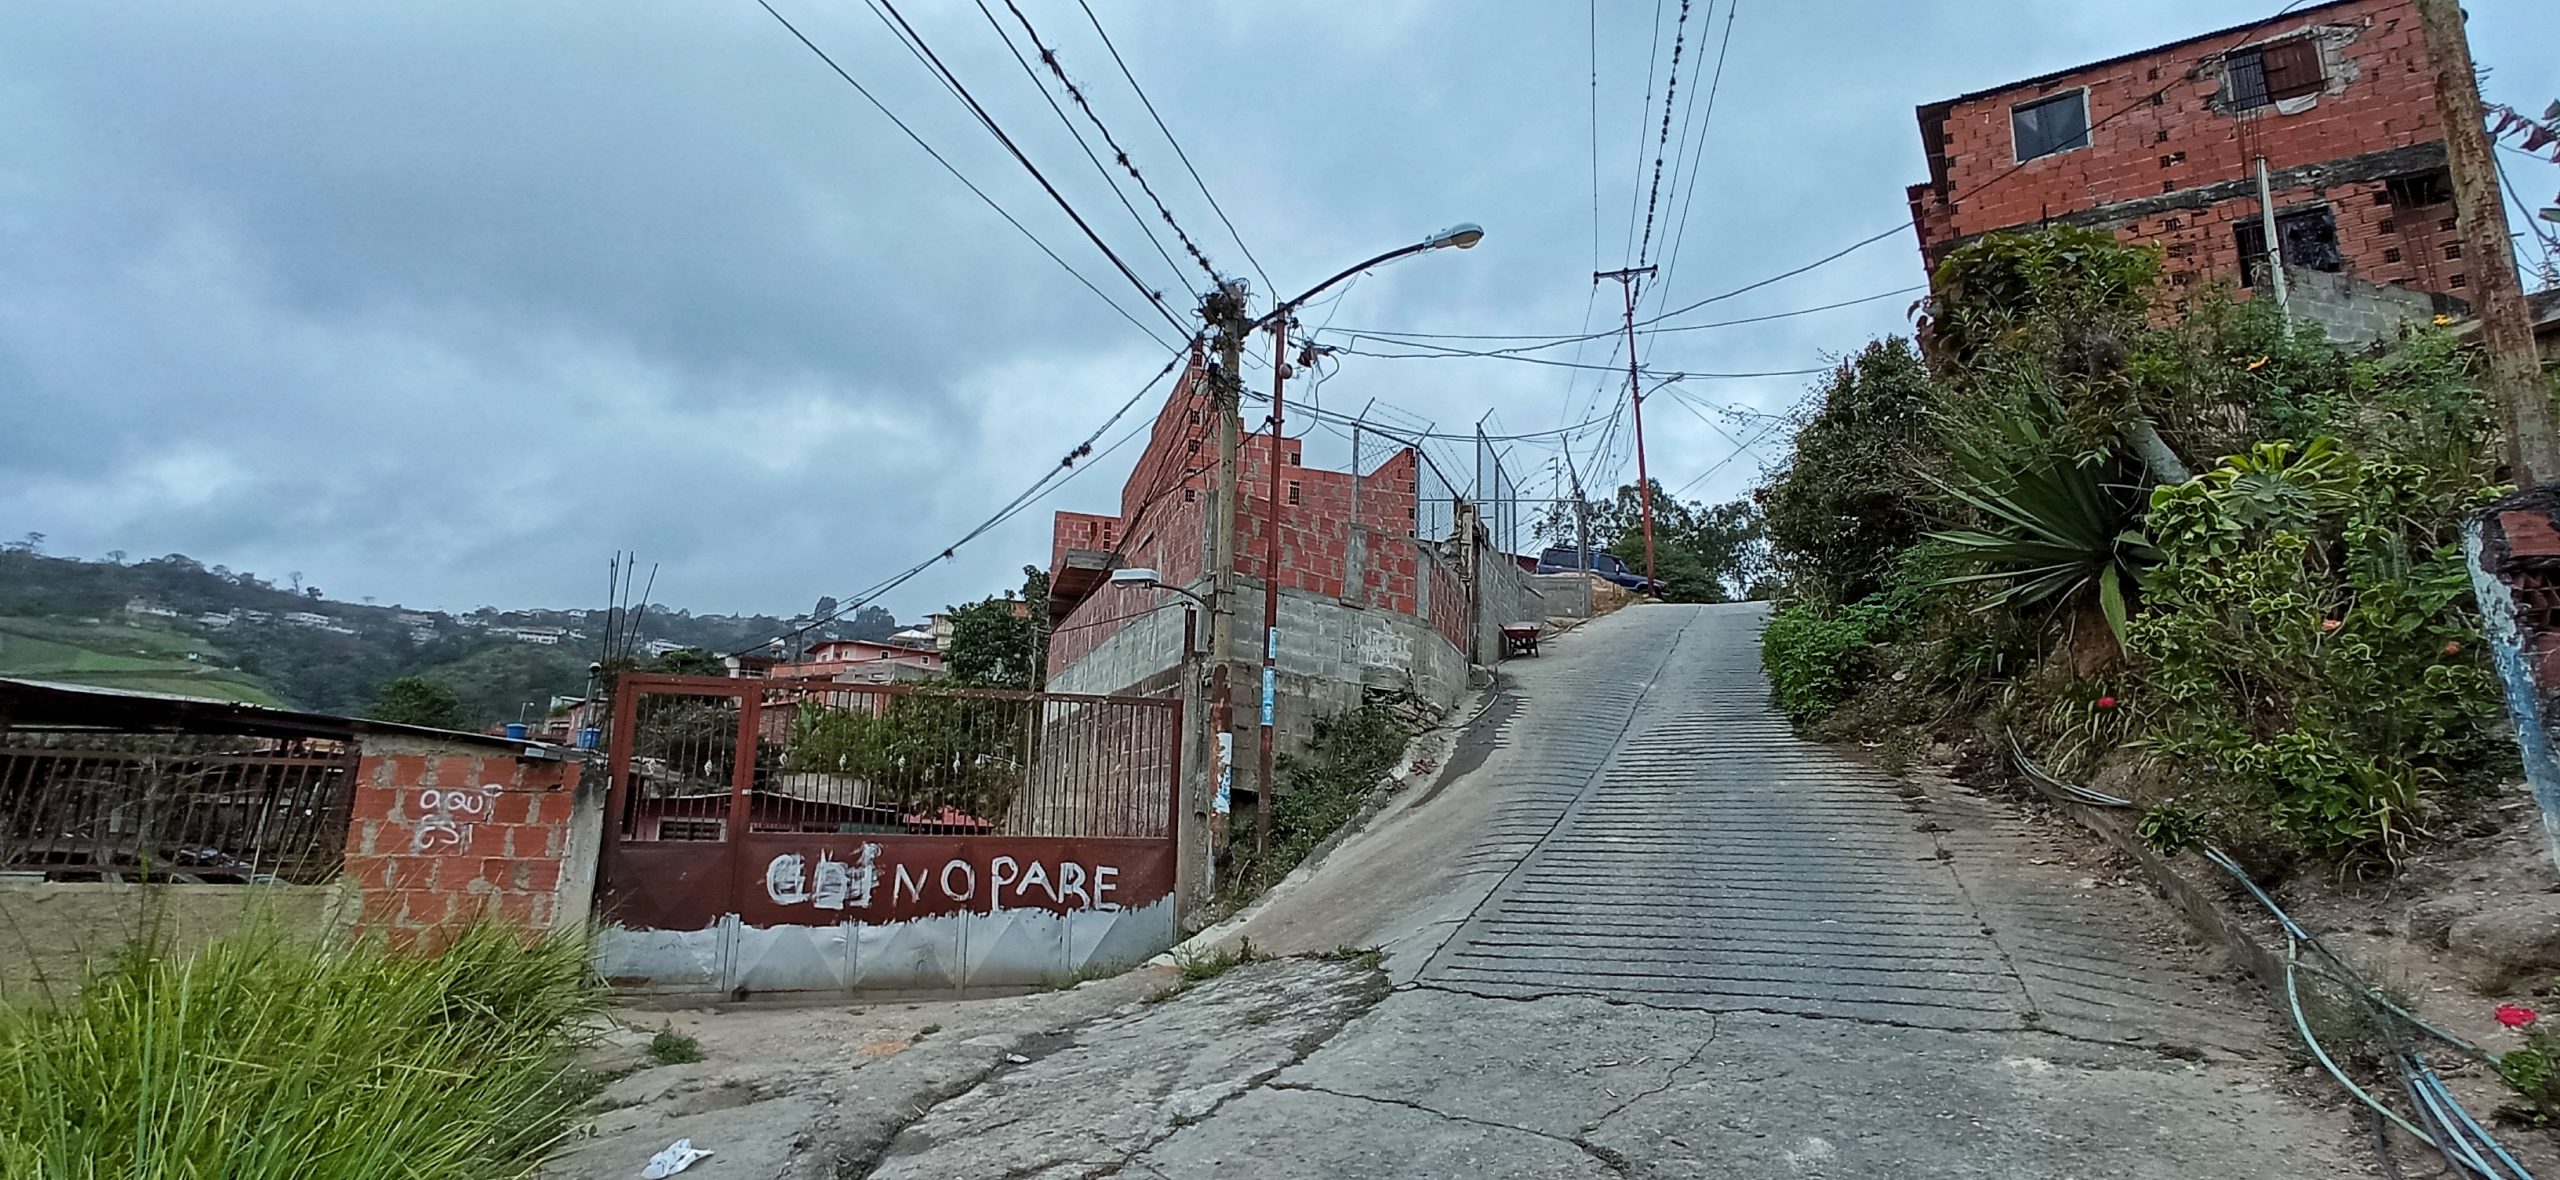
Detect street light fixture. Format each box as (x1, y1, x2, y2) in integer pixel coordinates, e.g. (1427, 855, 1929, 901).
(1109, 566, 1209, 609)
(1239, 223, 1485, 856)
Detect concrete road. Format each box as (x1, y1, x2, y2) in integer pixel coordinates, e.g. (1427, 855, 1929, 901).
(853, 603, 2371, 1178)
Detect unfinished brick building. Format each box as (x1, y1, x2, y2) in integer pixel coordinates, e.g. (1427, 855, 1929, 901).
(1907, 0, 2471, 312)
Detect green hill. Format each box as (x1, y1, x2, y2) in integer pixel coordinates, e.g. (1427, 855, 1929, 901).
(0, 616, 286, 706)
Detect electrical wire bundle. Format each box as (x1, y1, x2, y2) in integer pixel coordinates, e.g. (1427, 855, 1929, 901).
(2009, 738, 2538, 1179)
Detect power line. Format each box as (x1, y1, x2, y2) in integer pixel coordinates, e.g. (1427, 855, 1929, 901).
(866, 0, 1188, 333)
(1070, 0, 1273, 296)
(1617, 0, 1673, 268)
(750, 0, 1179, 349)
(970, 0, 1194, 299)
(1334, 285, 1921, 350)
(1634, 0, 1695, 266)
(730, 343, 1192, 656)
(995, 0, 1222, 285)
(1647, 0, 1739, 313)
(1335, 338, 1829, 378)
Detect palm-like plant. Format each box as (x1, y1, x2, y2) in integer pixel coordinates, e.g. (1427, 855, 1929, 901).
(1928, 406, 2158, 642)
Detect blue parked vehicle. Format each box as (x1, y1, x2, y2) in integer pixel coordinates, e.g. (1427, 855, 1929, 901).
(1534, 546, 1662, 595)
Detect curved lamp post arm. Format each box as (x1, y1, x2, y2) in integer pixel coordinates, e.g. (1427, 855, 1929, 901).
(1255, 223, 1484, 325)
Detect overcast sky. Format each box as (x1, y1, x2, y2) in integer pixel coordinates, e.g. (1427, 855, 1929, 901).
(4, 2, 2553, 621)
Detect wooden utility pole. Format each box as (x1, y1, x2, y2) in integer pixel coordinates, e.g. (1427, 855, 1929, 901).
(2418, 0, 2558, 485)
(1204, 281, 1249, 856)
(1595, 266, 1659, 591)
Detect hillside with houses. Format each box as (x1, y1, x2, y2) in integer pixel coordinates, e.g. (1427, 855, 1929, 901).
(0, 543, 907, 724)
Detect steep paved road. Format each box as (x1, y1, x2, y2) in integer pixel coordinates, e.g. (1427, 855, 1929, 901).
(857, 603, 2369, 1178)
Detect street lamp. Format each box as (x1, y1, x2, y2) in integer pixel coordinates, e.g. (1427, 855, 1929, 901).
(1242, 223, 1484, 855)
(1110, 567, 1210, 656)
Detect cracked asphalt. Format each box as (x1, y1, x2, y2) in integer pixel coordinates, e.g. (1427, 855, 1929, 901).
(852, 603, 2371, 1178)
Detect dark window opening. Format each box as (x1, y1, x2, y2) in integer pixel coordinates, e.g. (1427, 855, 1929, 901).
(2384, 247, 2403, 263)
(2450, 274, 2468, 289)
(659, 818, 724, 842)
(2379, 218, 2396, 233)
(1287, 452, 1301, 467)
(2011, 92, 2089, 163)
(2224, 38, 2323, 111)
(1183, 488, 1196, 503)
(1286, 481, 1302, 506)
(2233, 206, 2343, 287)
(2444, 242, 2464, 260)
(2385, 170, 2454, 207)
(2439, 216, 2458, 232)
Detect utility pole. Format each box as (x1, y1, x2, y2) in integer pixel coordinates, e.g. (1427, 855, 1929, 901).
(1253, 311, 1290, 857)
(1562, 438, 1592, 576)
(2417, 0, 2558, 485)
(1204, 281, 1249, 864)
(2252, 156, 2293, 330)
(1595, 265, 1659, 591)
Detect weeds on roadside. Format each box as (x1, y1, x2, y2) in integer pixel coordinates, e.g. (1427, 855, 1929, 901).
(0, 922, 600, 1179)
(647, 1028, 703, 1066)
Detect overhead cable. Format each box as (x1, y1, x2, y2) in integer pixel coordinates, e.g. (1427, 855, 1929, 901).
(1070, 0, 1273, 295)
(750, 0, 1180, 349)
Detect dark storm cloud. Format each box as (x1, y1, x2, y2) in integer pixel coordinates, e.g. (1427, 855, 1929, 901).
(2, 1, 2551, 618)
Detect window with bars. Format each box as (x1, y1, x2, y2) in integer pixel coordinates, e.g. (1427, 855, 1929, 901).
(2233, 206, 2343, 287)
(2010, 91, 2089, 163)
(2224, 38, 2323, 111)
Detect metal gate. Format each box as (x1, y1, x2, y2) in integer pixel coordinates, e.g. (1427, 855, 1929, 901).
(592, 674, 1182, 996)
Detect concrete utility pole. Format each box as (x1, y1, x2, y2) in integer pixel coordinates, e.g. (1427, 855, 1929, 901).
(2417, 0, 2558, 485)
(1595, 265, 1659, 592)
(1204, 281, 1249, 858)
(2252, 156, 2293, 330)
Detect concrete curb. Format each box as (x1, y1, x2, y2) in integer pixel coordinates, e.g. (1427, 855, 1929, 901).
(2009, 776, 2293, 1024)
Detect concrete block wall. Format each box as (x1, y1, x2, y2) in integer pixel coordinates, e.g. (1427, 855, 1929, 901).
(342, 735, 593, 947)
(2287, 266, 2444, 343)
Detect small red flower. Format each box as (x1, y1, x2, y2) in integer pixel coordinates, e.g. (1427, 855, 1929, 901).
(2497, 1004, 2540, 1029)
(2445, 641, 2463, 656)
(2095, 696, 2118, 710)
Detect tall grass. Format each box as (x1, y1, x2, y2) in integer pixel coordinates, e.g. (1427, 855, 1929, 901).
(0, 923, 601, 1179)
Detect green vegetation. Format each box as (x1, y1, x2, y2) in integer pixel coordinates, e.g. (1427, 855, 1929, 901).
(1537, 481, 1769, 602)
(0, 924, 600, 1179)
(943, 566, 1049, 689)
(1756, 225, 2514, 872)
(367, 675, 469, 730)
(1218, 701, 1416, 906)
(645, 1028, 703, 1066)
(0, 616, 282, 704)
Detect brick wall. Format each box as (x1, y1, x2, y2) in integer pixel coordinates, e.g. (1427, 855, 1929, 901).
(1908, 0, 2470, 301)
(342, 736, 583, 945)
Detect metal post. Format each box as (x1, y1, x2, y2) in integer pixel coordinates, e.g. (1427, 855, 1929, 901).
(1596, 266, 1660, 592)
(2417, 0, 2559, 486)
(1256, 313, 1287, 857)
(2254, 156, 2292, 328)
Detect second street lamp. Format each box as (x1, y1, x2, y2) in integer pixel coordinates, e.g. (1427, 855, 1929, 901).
(1247, 224, 1483, 855)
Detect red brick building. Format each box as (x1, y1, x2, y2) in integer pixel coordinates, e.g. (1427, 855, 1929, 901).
(1907, 0, 2472, 309)
(1043, 354, 1450, 679)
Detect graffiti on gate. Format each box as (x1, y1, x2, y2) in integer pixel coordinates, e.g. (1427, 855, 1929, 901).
(762, 846, 1128, 916)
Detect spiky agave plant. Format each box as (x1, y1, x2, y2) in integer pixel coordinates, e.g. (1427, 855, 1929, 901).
(1927, 402, 2158, 644)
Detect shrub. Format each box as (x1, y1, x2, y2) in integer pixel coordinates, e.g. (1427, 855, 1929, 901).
(1219, 702, 1414, 903)
(1762, 606, 1875, 722)
(2129, 441, 2506, 863)
(0, 924, 600, 1178)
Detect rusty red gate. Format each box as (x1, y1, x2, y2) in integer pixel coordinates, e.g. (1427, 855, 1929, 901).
(593, 674, 1182, 995)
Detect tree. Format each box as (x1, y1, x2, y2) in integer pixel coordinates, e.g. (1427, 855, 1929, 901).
(812, 595, 839, 621)
(1598, 481, 1767, 603)
(1757, 339, 1938, 604)
(105, 550, 125, 565)
(645, 647, 726, 677)
(368, 676, 468, 730)
(944, 566, 1049, 689)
